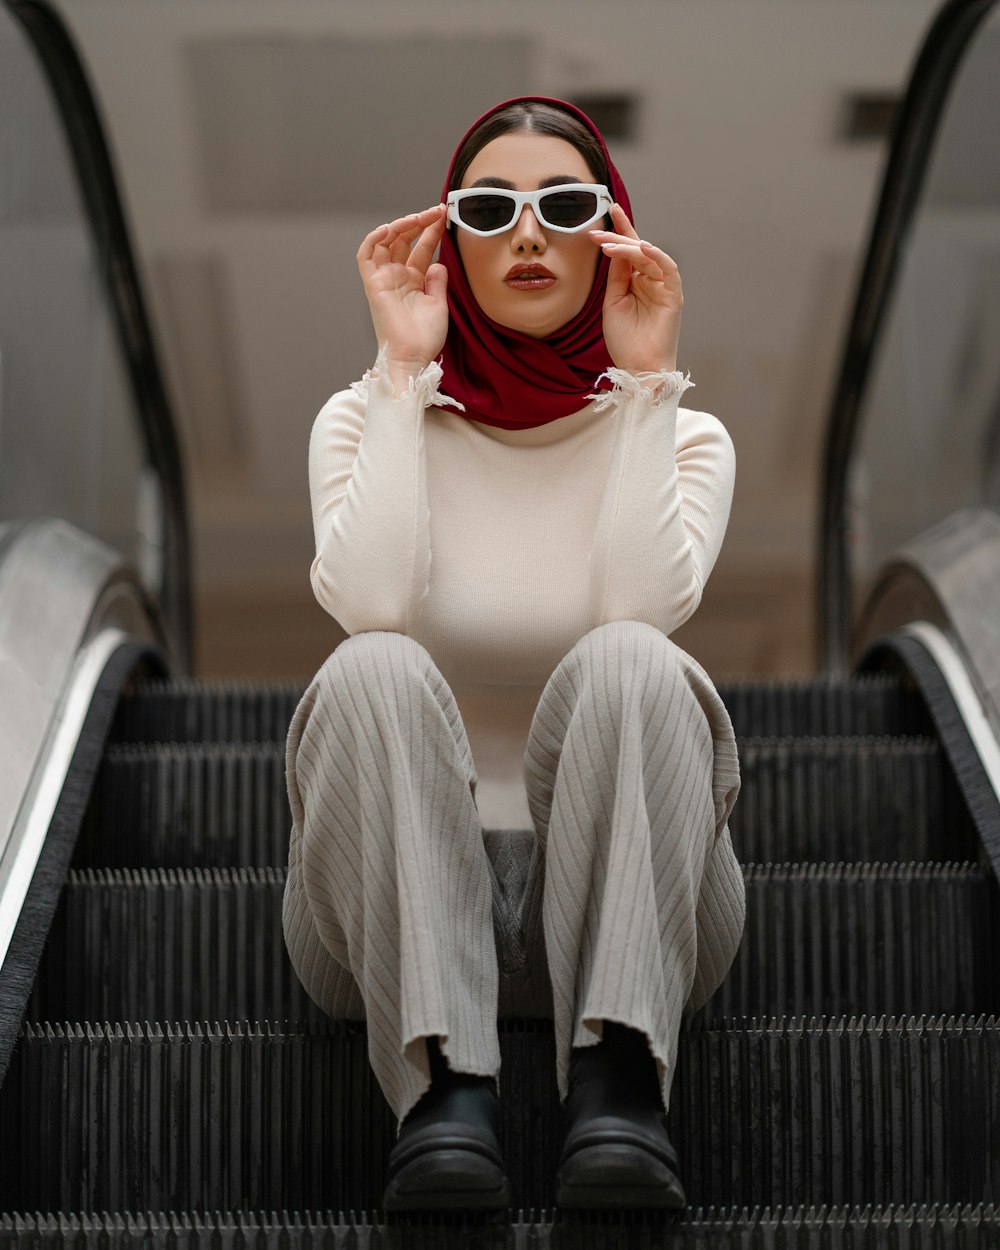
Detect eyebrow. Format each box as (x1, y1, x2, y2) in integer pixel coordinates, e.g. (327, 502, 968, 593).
(467, 175, 587, 190)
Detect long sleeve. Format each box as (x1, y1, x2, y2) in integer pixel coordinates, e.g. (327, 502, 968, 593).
(586, 368, 735, 636)
(307, 346, 464, 635)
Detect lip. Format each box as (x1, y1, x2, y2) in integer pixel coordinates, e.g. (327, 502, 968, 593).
(504, 262, 557, 292)
(504, 263, 555, 281)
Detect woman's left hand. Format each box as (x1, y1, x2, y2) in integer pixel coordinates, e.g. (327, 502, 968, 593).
(590, 203, 683, 375)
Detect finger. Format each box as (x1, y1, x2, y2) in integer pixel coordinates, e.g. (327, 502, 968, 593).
(604, 251, 635, 302)
(382, 207, 445, 264)
(599, 241, 665, 281)
(611, 202, 640, 239)
(638, 239, 679, 273)
(407, 205, 447, 274)
(590, 229, 644, 245)
(424, 261, 448, 304)
(384, 207, 444, 245)
(357, 222, 390, 270)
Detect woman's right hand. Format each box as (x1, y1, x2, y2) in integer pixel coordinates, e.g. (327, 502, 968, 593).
(357, 204, 449, 390)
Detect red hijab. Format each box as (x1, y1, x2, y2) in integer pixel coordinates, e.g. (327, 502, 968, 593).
(434, 96, 633, 430)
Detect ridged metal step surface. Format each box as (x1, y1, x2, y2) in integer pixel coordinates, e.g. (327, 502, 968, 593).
(5, 672, 997, 1236)
(107, 674, 935, 746)
(3, 1205, 1000, 1249)
(73, 743, 288, 868)
(27, 863, 1000, 1024)
(2, 1016, 997, 1212)
(109, 680, 305, 747)
(732, 736, 977, 861)
(718, 674, 934, 739)
(706, 861, 999, 1019)
(70, 737, 978, 870)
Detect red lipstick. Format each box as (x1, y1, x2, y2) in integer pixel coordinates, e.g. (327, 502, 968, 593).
(504, 262, 556, 290)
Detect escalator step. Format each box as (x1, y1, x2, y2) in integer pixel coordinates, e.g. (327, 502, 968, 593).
(717, 673, 934, 738)
(1, 1016, 997, 1212)
(73, 743, 288, 869)
(700, 860, 1000, 1019)
(28, 864, 1000, 1024)
(3, 1205, 1000, 1248)
(71, 738, 976, 869)
(732, 736, 977, 862)
(107, 675, 932, 746)
(109, 679, 304, 747)
(28, 867, 325, 1024)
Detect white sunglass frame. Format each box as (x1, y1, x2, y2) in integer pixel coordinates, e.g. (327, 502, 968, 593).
(446, 183, 613, 237)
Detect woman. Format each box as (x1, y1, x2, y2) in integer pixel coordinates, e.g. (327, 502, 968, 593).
(282, 96, 745, 1213)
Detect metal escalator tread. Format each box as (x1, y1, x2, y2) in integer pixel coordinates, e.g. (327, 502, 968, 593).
(718, 673, 935, 738)
(3, 671, 996, 1236)
(26, 863, 1000, 1024)
(70, 735, 978, 869)
(3, 1206, 1000, 1246)
(109, 678, 305, 746)
(1, 1015, 998, 1212)
(705, 860, 1000, 1019)
(72, 742, 288, 869)
(108, 673, 934, 745)
(733, 734, 978, 862)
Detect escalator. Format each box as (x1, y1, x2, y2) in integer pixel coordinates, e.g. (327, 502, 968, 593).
(1, 0, 1000, 1245)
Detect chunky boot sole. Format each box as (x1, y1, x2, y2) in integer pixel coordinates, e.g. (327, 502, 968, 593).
(555, 1142, 687, 1209)
(383, 1147, 512, 1212)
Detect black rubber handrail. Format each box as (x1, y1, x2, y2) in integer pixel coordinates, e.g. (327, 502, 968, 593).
(817, 0, 996, 673)
(5, 0, 193, 672)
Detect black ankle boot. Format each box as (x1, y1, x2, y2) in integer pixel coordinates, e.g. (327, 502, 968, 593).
(383, 1036, 511, 1213)
(555, 1021, 686, 1209)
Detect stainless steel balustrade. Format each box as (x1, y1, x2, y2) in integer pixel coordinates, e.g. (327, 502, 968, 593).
(0, 518, 162, 973)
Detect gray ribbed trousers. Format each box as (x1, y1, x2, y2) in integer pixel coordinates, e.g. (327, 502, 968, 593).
(282, 620, 744, 1130)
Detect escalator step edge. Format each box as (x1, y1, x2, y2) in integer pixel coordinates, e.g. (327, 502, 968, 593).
(107, 673, 935, 745)
(2, 1204, 1000, 1248)
(1, 1015, 997, 1213)
(27, 862, 1000, 1024)
(70, 737, 978, 869)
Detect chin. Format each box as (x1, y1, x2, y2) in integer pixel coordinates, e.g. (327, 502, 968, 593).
(492, 307, 567, 339)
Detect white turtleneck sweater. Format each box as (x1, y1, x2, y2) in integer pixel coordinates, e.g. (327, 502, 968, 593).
(307, 348, 736, 830)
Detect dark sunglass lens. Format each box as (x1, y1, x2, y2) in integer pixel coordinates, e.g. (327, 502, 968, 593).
(540, 190, 598, 227)
(459, 194, 516, 232)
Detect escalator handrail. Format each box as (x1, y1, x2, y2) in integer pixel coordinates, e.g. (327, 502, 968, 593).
(817, 0, 996, 673)
(5, 0, 193, 672)
(0, 519, 167, 1032)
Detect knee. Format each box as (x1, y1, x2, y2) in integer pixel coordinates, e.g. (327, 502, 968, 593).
(553, 622, 716, 739)
(319, 630, 431, 686)
(570, 621, 689, 691)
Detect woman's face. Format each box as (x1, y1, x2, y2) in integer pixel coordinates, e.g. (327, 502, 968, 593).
(454, 132, 602, 339)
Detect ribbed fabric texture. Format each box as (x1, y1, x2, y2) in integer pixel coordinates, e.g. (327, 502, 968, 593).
(283, 620, 743, 1128)
(305, 357, 736, 828)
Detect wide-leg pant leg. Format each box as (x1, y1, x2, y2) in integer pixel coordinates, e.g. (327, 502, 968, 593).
(519, 620, 745, 1112)
(281, 630, 501, 1128)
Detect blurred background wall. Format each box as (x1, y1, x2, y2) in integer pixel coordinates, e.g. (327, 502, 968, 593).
(54, 0, 942, 679)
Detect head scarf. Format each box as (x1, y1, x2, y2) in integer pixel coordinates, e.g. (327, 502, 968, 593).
(434, 96, 633, 430)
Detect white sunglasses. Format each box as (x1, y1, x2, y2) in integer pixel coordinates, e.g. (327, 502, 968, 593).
(446, 183, 613, 237)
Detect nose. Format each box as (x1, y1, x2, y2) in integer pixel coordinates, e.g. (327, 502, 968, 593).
(510, 204, 546, 252)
